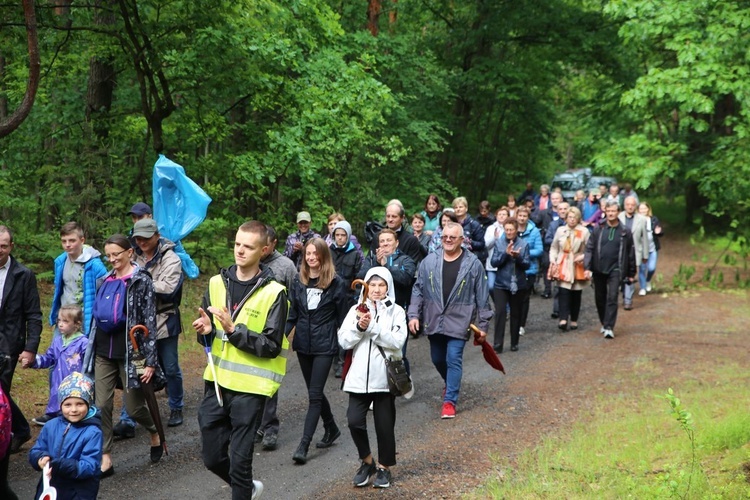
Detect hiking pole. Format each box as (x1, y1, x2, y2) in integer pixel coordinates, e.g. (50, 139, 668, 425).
(202, 337, 223, 407)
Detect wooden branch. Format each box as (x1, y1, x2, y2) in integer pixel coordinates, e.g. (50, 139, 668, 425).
(0, 0, 40, 138)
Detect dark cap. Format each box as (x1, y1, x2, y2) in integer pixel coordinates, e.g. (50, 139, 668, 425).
(132, 218, 158, 239)
(128, 202, 152, 216)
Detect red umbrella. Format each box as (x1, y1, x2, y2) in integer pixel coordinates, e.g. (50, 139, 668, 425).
(470, 324, 505, 374)
(128, 325, 168, 457)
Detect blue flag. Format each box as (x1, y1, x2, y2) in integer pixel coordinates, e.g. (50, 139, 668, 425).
(152, 155, 212, 278)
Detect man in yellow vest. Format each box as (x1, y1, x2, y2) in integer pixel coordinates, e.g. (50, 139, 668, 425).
(192, 221, 289, 500)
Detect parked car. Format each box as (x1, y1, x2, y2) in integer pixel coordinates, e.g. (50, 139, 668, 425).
(551, 172, 586, 203)
(586, 176, 617, 192)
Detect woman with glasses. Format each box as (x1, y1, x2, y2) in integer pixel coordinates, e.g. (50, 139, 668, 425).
(83, 235, 165, 477)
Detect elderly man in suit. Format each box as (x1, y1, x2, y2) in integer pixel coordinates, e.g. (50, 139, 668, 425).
(618, 196, 649, 310)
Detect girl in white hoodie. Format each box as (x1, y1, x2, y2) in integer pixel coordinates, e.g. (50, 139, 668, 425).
(338, 267, 407, 489)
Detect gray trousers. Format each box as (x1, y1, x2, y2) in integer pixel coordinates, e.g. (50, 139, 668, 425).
(94, 355, 157, 454)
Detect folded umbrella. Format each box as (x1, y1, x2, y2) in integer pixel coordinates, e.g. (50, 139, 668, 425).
(470, 323, 505, 374)
(128, 325, 168, 456)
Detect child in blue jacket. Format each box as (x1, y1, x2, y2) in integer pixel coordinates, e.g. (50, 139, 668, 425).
(29, 372, 102, 500)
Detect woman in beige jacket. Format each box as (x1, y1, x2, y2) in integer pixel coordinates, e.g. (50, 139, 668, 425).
(548, 207, 590, 330)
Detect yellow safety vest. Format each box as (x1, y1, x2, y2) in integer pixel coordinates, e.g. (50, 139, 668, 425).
(203, 274, 289, 396)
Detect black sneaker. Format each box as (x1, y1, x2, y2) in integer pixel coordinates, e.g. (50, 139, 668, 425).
(33, 413, 55, 426)
(167, 409, 183, 427)
(316, 424, 340, 448)
(353, 460, 376, 487)
(372, 467, 391, 488)
(113, 421, 135, 439)
(261, 432, 278, 451)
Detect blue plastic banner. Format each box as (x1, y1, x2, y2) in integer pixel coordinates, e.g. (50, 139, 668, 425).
(152, 155, 212, 278)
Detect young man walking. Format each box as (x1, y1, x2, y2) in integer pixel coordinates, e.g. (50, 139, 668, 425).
(193, 221, 289, 499)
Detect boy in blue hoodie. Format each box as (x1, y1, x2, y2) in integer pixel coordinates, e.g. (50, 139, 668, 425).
(29, 372, 102, 500)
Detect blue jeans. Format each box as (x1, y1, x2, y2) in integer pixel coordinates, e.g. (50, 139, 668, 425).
(428, 334, 466, 405)
(486, 270, 497, 291)
(638, 251, 658, 289)
(119, 335, 184, 427)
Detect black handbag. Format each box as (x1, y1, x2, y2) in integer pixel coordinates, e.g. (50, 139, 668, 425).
(377, 345, 412, 397)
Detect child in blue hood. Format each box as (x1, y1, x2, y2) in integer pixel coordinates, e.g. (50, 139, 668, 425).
(29, 372, 102, 500)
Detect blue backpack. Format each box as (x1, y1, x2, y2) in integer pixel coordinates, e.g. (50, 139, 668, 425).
(93, 277, 128, 333)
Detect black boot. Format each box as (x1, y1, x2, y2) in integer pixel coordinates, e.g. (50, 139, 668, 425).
(292, 442, 309, 464)
(316, 423, 341, 449)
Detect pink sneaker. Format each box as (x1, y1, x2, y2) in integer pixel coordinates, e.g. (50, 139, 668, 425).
(441, 402, 456, 419)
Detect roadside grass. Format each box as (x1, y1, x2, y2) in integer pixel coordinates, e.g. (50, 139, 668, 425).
(471, 363, 750, 498)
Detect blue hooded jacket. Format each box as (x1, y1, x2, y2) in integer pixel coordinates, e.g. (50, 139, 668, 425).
(29, 408, 102, 500)
(50, 246, 108, 336)
(518, 220, 543, 277)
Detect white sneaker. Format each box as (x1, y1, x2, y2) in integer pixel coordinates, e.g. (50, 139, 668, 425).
(519, 327, 525, 336)
(638, 289, 647, 296)
(603, 329, 614, 339)
(600, 326, 605, 334)
(403, 379, 415, 400)
(251, 480, 264, 499)
(646, 282, 652, 292)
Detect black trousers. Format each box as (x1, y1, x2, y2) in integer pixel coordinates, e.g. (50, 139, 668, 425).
(520, 275, 535, 327)
(558, 287, 583, 322)
(0, 356, 30, 439)
(494, 288, 524, 350)
(593, 271, 621, 329)
(198, 384, 264, 500)
(255, 390, 279, 437)
(347, 392, 397, 466)
(297, 353, 336, 445)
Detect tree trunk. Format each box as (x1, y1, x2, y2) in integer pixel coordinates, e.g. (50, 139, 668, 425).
(0, 0, 40, 139)
(367, 0, 381, 36)
(86, 0, 117, 138)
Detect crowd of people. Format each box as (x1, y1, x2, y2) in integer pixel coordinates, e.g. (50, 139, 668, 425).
(0, 182, 662, 498)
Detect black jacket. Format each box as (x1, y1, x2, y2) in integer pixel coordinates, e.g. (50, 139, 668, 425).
(461, 215, 488, 264)
(330, 242, 363, 287)
(584, 222, 636, 280)
(358, 249, 416, 308)
(370, 226, 426, 266)
(286, 274, 349, 356)
(0, 257, 42, 363)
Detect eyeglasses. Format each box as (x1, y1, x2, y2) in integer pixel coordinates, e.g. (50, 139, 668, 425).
(105, 249, 129, 259)
(441, 235, 460, 241)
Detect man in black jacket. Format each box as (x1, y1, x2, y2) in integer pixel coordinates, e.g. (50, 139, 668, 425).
(584, 202, 636, 339)
(0, 226, 42, 453)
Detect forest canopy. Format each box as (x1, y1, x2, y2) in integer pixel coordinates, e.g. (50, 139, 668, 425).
(1, 0, 748, 266)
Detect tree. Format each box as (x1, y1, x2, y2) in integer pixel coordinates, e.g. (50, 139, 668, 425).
(0, 0, 40, 138)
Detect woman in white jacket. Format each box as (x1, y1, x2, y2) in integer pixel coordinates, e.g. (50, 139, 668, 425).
(338, 267, 407, 489)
